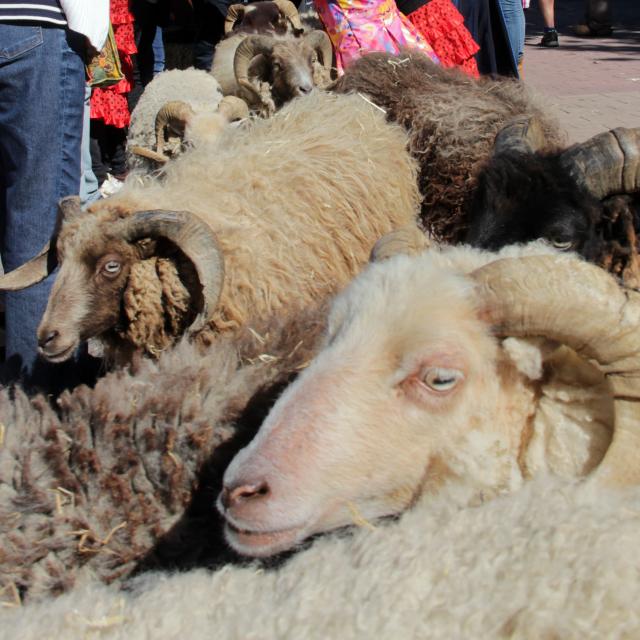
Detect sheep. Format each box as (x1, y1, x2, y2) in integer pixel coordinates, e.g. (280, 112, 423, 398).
(223, 0, 305, 37)
(0, 307, 326, 603)
(331, 50, 563, 242)
(467, 124, 640, 285)
(0, 92, 420, 365)
(125, 69, 250, 173)
(217, 240, 640, 558)
(211, 1, 333, 116)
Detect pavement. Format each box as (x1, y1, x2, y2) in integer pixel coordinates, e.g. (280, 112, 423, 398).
(522, 0, 640, 143)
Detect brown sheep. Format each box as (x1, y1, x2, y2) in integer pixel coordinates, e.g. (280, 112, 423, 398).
(331, 50, 562, 241)
(0, 93, 420, 365)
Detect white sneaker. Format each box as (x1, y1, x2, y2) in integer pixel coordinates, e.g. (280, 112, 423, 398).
(99, 173, 124, 198)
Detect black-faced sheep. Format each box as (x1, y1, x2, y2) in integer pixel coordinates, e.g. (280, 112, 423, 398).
(218, 241, 640, 557)
(0, 93, 420, 364)
(211, 0, 333, 116)
(466, 123, 640, 281)
(331, 50, 563, 241)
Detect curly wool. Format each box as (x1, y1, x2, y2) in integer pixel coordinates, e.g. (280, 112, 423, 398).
(122, 258, 192, 355)
(332, 50, 563, 242)
(3, 476, 640, 638)
(0, 308, 326, 603)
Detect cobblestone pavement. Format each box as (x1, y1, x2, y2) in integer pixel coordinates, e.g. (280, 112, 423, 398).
(522, 0, 640, 143)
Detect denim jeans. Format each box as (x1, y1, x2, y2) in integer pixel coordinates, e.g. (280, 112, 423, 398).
(0, 23, 85, 380)
(497, 0, 525, 73)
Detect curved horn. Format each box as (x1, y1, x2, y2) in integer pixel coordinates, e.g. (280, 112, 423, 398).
(493, 116, 548, 155)
(118, 210, 225, 333)
(225, 3, 247, 35)
(130, 145, 169, 164)
(559, 127, 640, 200)
(155, 100, 196, 155)
(234, 35, 275, 100)
(0, 196, 81, 291)
(304, 29, 333, 71)
(217, 95, 250, 121)
(472, 254, 640, 486)
(272, 0, 303, 32)
(370, 225, 430, 262)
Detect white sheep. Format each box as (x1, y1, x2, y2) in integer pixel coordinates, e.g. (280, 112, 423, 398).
(218, 239, 640, 557)
(126, 68, 247, 171)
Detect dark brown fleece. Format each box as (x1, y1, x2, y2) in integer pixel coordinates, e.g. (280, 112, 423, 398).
(332, 50, 562, 242)
(0, 308, 327, 605)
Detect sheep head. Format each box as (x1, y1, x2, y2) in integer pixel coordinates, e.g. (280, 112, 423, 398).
(218, 249, 640, 557)
(0, 198, 225, 362)
(234, 31, 333, 113)
(224, 0, 304, 37)
(130, 96, 249, 166)
(467, 122, 640, 262)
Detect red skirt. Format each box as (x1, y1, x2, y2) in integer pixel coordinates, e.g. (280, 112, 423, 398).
(406, 0, 479, 77)
(90, 0, 137, 128)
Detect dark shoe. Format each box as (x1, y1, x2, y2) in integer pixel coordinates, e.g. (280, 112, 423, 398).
(570, 23, 613, 37)
(539, 30, 559, 47)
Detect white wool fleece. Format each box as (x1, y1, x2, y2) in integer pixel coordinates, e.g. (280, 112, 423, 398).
(3, 475, 640, 640)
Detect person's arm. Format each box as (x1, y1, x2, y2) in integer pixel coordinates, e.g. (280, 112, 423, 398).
(60, 0, 110, 52)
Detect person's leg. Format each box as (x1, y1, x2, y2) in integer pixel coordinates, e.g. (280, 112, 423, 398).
(193, 0, 225, 70)
(496, 0, 525, 74)
(537, 0, 559, 46)
(0, 25, 85, 380)
(574, 0, 613, 35)
(152, 27, 165, 75)
(80, 83, 100, 206)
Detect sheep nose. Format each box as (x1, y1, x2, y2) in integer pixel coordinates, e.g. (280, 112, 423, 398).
(298, 84, 313, 95)
(38, 330, 59, 348)
(220, 481, 271, 510)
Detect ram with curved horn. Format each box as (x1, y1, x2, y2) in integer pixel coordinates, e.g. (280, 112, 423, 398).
(0, 92, 420, 365)
(218, 237, 640, 558)
(467, 124, 640, 283)
(126, 69, 249, 173)
(212, 0, 333, 116)
(224, 0, 304, 36)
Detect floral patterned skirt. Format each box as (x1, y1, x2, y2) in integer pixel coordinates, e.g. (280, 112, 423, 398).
(314, 0, 440, 73)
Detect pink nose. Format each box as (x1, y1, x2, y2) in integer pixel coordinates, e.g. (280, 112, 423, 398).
(220, 481, 271, 510)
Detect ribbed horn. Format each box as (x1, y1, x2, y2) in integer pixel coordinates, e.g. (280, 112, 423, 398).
(304, 29, 333, 72)
(225, 3, 247, 34)
(472, 254, 640, 486)
(560, 127, 640, 200)
(118, 210, 225, 333)
(234, 35, 275, 101)
(130, 146, 169, 164)
(217, 95, 250, 121)
(493, 116, 548, 155)
(0, 195, 81, 291)
(155, 100, 196, 155)
(272, 0, 303, 32)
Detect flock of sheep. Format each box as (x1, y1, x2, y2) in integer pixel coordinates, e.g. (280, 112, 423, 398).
(1, 0, 640, 633)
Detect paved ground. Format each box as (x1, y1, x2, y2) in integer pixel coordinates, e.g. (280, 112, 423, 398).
(522, 0, 640, 143)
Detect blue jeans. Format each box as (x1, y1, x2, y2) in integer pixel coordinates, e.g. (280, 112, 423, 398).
(0, 24, 85, 379)
(497, 0, 525, 72)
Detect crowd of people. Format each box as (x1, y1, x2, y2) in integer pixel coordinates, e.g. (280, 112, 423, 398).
(0, 0, 616, 390)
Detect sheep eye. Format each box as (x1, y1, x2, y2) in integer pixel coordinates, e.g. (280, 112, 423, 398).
(550, 238, 574, 251)
(422, 367, 463, 392)
(103, 260, 121, 276)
